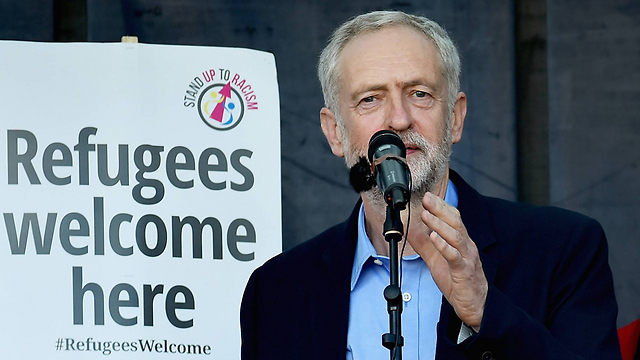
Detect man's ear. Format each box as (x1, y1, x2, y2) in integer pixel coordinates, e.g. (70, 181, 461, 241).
(320, 107, 345, 157)
(451, 92, 467, 144)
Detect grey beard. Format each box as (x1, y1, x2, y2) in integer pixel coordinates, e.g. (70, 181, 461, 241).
(345, 129, 452, 210)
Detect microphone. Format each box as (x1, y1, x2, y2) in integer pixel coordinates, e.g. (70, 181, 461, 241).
(367, 130, 411, 211)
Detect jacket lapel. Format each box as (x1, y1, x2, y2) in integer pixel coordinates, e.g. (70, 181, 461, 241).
(449, 169, 498, 280)
(308, 201, 361, 360)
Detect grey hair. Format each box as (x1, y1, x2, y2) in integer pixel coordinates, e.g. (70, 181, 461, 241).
(317, 11, 461, 119)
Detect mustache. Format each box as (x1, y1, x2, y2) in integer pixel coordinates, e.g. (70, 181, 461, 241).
(398, 130, 427, 150)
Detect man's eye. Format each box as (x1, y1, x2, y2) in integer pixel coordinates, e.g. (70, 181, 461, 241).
(362, 96, 375, 103)
(415, 91, 427, 98)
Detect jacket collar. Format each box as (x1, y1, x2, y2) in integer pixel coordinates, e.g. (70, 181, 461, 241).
(320, 198, 361, 273)
(449, 168, 499, 290)
(449, 169, 497, 252)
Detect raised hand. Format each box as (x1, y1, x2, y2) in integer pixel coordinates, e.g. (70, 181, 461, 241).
(413, 192, 488, 331)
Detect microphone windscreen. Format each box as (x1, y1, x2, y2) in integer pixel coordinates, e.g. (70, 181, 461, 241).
(349, 156, 376, 193)
(368, 130, 406, 162)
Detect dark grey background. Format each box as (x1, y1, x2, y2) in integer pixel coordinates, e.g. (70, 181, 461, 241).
(1, 0, 638, 328)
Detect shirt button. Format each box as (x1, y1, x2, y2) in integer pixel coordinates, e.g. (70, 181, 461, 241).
(373, 259, 383, 266)
(402, 292, 411, 302)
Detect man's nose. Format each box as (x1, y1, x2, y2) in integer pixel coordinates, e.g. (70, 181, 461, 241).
(386, 96, 413, 131)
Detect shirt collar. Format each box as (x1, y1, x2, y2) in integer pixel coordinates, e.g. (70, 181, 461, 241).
(350, 179, 459, 291)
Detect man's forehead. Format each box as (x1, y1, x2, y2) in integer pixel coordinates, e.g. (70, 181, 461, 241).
(337, 25, 445, 93)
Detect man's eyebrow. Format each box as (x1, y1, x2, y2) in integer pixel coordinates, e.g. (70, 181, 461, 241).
(403, 78, 439, 90)
(350, 84, 388, 101)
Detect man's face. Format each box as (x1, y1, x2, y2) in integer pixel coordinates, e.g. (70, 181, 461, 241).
(334, 26, 454, 198)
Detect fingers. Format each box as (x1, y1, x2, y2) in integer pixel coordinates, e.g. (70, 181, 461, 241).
(421, 192, 470, 257)
(419, 192, 488, 329)
(426, 225, 463, 265)
(422, 192, 466, 234)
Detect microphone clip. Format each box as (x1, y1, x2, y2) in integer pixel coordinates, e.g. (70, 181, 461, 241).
(370, 153, 408, 176)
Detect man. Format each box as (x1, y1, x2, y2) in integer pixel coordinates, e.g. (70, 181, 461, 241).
(241, 10, 621, 360)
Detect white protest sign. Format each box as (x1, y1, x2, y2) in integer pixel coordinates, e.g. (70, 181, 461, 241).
(0, 40, 281, 359)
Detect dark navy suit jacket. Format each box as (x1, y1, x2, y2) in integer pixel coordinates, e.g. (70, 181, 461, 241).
(241, 170, 621, 359)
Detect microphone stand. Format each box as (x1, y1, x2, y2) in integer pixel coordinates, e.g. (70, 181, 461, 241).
(382, 203, 404, 360)
(367, 130, 410, 360)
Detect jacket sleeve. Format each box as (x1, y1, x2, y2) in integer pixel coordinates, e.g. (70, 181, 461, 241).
(446, 218, 622, 360)
(240, 268, 259, 360)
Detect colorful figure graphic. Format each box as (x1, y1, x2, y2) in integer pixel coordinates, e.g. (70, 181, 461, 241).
(198, 82, 244, 131)
(208, 82, 232, 123)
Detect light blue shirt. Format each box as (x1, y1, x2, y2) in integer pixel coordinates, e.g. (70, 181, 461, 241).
(346, 181, 458, 360)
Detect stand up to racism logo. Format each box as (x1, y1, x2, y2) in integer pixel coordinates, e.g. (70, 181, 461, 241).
(183, 69, 258, 131)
